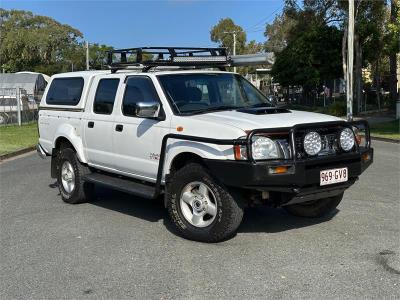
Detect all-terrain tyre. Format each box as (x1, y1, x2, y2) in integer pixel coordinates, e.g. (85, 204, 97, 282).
(57, 148, 94, 204)
(166, 163, 244, 242)
(284, 193, 344, 218)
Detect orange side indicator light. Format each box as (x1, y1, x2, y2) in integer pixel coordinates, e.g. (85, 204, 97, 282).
(355, 134, 362, 145)
(269, 166, 289, 174)
(176, 126, 184, 132)
(234, 145, 242, 160)
(362, 152, 371, 162)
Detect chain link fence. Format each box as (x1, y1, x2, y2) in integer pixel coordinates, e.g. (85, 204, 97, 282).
(0, 88, 39, 126)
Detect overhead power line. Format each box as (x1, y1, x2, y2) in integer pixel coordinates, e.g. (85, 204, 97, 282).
(244, 5, 284, 32)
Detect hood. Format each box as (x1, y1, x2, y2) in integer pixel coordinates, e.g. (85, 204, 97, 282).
(191, 109, 341, 131)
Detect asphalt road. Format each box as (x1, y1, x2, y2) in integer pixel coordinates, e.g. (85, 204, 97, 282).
(1, 141, 399, 299)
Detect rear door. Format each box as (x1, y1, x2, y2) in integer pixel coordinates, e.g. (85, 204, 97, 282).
(112, 75, 170, 182)
(83, 75, 122, 170)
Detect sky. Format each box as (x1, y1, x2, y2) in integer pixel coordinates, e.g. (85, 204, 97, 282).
(1, 0, 284, 49)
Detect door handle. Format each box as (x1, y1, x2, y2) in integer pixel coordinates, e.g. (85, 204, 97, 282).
(115, 124, 123, 132)
(88, 121, 94, 128)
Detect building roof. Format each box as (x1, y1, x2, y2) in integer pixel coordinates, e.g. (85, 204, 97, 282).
(0, 73, 48, 95)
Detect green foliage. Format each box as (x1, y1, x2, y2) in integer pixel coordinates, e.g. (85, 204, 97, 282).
(384, 0, 400, 56)
(89, 43, 114, 69)
(0, 9, 114, 75)
(271, 24, 342, 88)
(353, 0, 387, 64)
(0, 9, 84, 74)
(327, 101, 347, 117)
(210, 18, 247, 55)
(264, 11, 297, 52)
(270, 1, 344, 89)
(289, 101, 347, 117)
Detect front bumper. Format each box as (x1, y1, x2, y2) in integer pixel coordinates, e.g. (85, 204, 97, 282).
(204, 147, 373, 205)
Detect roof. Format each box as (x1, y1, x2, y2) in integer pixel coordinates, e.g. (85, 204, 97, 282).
(0, 73, 48, 94)
(16, 71, 50, 82)
(51, 70, 111, 80)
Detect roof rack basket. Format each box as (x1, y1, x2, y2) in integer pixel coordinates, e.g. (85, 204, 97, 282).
(107, 47, 230, 72)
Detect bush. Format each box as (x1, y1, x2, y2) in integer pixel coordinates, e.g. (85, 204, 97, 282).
(288, 101, 347, 117)
(327, 101, 347, 117)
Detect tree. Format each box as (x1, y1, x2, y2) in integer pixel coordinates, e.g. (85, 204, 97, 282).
(270, 2, 343, 102)
(210, 18, 246, 55)
(271, 24, 342, 91)
(245, 40, 264, 54)
(0, 9, 84, 74)
(272, 0, 397, 112)
(386, 0, 399, 102)
(89, 43, 114, 70)
(264, 11, 297, 52)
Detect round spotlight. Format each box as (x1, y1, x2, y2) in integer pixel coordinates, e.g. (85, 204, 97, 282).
(340, 128, 355, 151)
(303, 131, 322, 156)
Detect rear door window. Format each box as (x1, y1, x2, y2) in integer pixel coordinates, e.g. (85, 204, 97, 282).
(93, 79, 120, 115)
(46, 77, 84, 106)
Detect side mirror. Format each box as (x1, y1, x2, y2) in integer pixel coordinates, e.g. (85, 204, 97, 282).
(135, 102, 160, 119)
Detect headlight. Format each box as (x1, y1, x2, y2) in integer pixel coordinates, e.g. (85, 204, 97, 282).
(340, 128, 355, 151)
(303, 131, 322, 156)
(251, 136, 279, 160)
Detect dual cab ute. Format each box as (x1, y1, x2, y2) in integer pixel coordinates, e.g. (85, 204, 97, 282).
(37, 47, 373, 242)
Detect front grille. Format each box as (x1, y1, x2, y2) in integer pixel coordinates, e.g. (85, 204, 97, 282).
(294, 125, 354, 159)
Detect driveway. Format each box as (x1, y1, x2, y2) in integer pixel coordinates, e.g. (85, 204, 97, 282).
(1, 141, 399, 299)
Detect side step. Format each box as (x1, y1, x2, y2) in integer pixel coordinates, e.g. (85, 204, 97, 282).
(83, 173, 156, 199)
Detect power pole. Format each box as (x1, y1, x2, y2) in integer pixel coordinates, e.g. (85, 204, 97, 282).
(16, 88, 21, 126)
(223, 31, 237, 73)
(233, 32, 237, 73)
(86, 41, 90, 71)
(346, 0, 355, 121)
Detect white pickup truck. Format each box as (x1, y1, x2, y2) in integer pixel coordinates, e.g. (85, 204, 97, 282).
(37, 47, 373, 242)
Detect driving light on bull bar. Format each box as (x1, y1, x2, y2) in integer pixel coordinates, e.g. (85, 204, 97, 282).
(340, 128, 355, 151)
(303, 131, 322, 156)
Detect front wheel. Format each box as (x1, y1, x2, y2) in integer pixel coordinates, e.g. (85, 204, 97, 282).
(165, 163, 244, 243)
(283, 193, 344, 218)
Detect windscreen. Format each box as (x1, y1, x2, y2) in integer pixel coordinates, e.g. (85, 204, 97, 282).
(157, 73, 272, 114)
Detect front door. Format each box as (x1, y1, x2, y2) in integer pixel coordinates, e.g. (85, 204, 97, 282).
(112, 76, 170, 182)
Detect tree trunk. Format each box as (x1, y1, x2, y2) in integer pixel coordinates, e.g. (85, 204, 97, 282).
(389, 54, 397, 102)
(375, 59, 381, 110)
(389, 0, 398, 103)
(342, 25, 348, 89)
(354, 34, 363, 113)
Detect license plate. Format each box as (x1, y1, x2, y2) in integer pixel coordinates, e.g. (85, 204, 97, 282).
(320, 167, 348, 186)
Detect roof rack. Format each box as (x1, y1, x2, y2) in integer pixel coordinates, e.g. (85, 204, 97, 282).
(107, 47, 230, 72)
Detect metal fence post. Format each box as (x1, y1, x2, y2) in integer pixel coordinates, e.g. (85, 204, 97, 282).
(17, 88, 21, 126)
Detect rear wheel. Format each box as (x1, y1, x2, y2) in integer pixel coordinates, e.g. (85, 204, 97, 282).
(166, 163, 244, 242)
(284, 193, 343, 218)
(57, 148, 94, 204)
